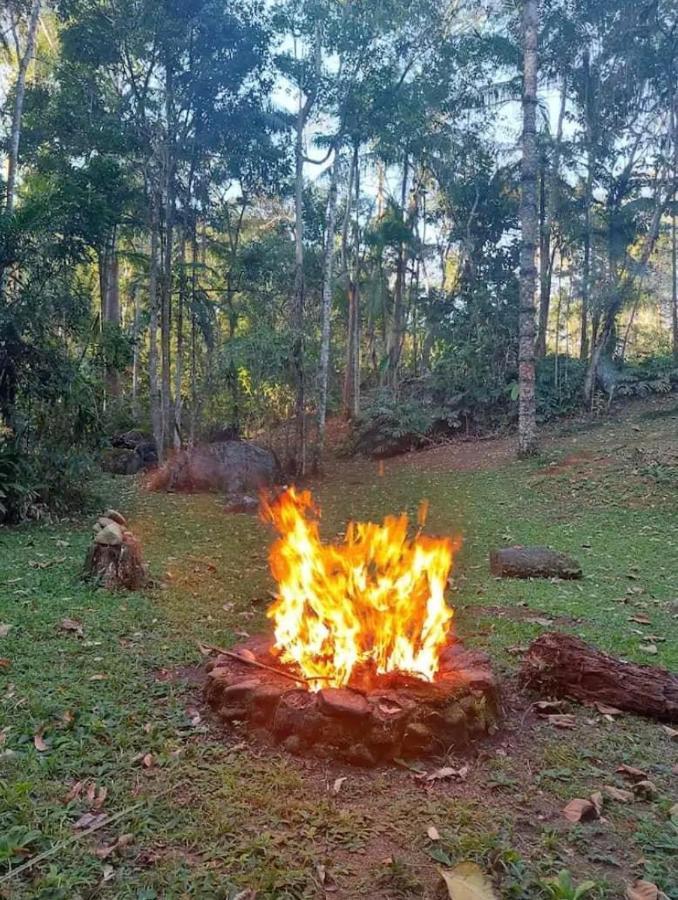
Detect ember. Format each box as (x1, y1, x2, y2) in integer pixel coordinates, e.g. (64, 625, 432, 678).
(261, 488, 461, 690)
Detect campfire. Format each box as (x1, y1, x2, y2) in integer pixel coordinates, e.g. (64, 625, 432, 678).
(205, 489, 499, 765)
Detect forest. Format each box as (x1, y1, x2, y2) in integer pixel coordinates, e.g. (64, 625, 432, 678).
(1, 0, 676, 517)
(1, 3, 677, 899)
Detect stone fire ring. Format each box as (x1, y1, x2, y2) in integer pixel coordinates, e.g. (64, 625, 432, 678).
(204, 636, 500, 766)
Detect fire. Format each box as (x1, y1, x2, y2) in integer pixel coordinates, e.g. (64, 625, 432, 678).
(261, 488, 460, 689)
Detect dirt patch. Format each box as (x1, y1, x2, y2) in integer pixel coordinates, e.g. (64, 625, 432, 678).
(536, 450, 614, 477)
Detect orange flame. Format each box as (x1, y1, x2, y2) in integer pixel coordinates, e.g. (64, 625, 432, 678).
(261, 488, 460, 689)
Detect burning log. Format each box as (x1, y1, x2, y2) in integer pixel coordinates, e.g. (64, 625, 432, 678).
(490, 546, 582, 579)
(519, 633, 678, 723)
(82, 511, 149, 591)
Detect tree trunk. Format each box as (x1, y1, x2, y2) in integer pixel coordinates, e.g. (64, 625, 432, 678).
(673, 208, 677, 362)
(536, 76, 566, 358)
(131, 283, 141, 421)
(387, 156, 408, 391)
(160, 59, 176, 452)
(520, 632, 678, 723)
(314, 157, 340, 472)
(104, 249, 121, 399)
(174, 228, 186, 447)
(580, 50, 594, 361)
(342, 146, 360, 420)
(291, 98, 307, 475)
(4, 0, 41, 215)
(148, 194, 163, 462)
(518, 0, 539, 457)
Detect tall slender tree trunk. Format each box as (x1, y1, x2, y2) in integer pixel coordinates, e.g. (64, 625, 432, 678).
(387, 156, 408, 391)
(518, 0, 539, 457)
(189, 220, 199, 445)
(580, 50, 594, 360)
(536, 75, 566, 357)
(5, 0, 41, 215)
(291, 98, 307, 475)
(672, 208, 677, 362)
(173, 228, 186, 446)
(105, 248, 121, 399)
(314, 156, 340, 472)
(342, 147, 357, 418)
(148, 194, 163, 461)
(131, 283, 141, 421)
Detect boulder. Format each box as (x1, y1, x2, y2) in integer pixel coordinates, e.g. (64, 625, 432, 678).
(490, 546, 582, 579)
(101, 448, 142, 476)
(149, 440, 280, 494)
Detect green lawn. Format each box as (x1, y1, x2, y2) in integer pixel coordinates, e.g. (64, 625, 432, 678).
(1, 402, 677, 898)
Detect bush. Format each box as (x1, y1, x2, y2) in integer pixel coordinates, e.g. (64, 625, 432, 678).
(0, 437, 100, 524)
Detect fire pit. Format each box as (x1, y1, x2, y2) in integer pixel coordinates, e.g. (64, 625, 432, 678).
(204, 488, 500, 765)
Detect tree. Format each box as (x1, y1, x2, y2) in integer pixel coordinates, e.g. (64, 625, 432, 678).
(518, 0, 539, 457)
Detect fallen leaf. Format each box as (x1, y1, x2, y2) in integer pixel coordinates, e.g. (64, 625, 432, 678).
(33, 730, 48, 752)
(141, 753, 155, 769)
(427, 825, 441, 841)
(73, 812, 108, 830)
(61, 710, 75, 726)
(232, 890, 257, 900)
(594, 702, 622, 716)
(92, 786, 108, 810)
(186, 706, 202, 726)
(0, 658, 11, 669)
(95, 833, 133, 859)
(589, 791, 604, 816)
(625, 880, 659, 900)
(632, 780, 658, 800)
(506, 645, 528, 655)
(526, 617, 553, 627)
(102, 864, 115, 882)
(422, 764, 469, 783)
(59, 617, 84, 636)
(662, 725, 678, 741)
(64, 781, 84, 803)
(629, 614, 651, 625)
(562, 798, 598, 823)
(639, 643, 658, 655)
(316, 862, 337, 892)
(332, 776, 347, 795)
(89, 674, 107, 681)
(534, 700, 567, 714)
(669, 803, 678, 822)
(0, 623, 12, 638)
(547, 714, 577, 729)
(617, 763, 648, 782)
(440, 861, 498, 899)
(603, 785, 634, 803)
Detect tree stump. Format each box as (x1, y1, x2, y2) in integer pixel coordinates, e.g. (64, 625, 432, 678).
(82, 511, 149, 590)
(519, 632, 678, 722)
(490, 546, 582, 579)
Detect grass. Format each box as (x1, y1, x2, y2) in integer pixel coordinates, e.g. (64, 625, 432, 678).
(1, 400, 677, 898)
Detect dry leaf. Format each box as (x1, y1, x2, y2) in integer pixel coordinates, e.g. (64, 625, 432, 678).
(64, 781, 84, 803)
(625, 880, 659, 900)
(440, 861, 498, 899)
(526, 617, 553, 627)
(316, 862, 337, 892)
(632, 780, 658, 800)
(186, 706, 202, 726)
(629, 614, 651, 625)
(95, 834, 133, 859)
(141, 752, 155, 769)
(61, 710, 75, 726)
(0, 623, 12, 637)
(33, 730, 48, 752)
(332, 776, 347, 795)
(594, 702, 622, 716)
(73, 812, 108, 830)
(603, 785, 634, 803)
(589, 791, 604, 816)
(232, 890, 257, 900)
(662, 725, 678, 741)
(59, 618, 84, 637)
(427, 825, 441, 841)
(639, 643, 658, 655)
(562, 798, 597, 823)
(0, 658, 10, 669)
(92, 786, 108, 810)
(534, 700, 567, 714)
(102, 864, 115, 883)
(423, 764, 469, 782)
(89, 674, 107, 681)
(547, 714, 576, 729)
(617, 763, 648, 782)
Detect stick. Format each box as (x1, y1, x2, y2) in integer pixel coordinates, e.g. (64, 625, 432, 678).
(0, 801, 144, 885)
(199, 642, 311, 685)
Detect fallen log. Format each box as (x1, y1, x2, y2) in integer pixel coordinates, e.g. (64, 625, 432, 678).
(490, 546, 582, 579)
(519, 633, 678, 723)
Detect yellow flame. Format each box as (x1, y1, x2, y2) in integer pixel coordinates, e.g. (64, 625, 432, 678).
(261, 488, 460, 689)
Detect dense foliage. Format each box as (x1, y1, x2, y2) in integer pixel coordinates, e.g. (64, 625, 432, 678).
(0, 0, 676, 514)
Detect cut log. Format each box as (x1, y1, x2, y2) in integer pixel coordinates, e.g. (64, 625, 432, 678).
(490, 546, 582, 579)
(519, 632, 678, 723)
(83, 531, 149, 591)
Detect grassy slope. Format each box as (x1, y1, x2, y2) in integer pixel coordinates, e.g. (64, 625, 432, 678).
(1, 402, 677, 899)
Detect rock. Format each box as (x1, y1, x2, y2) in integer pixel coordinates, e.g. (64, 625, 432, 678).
(100, 447, 142, 476)
(489, 546, 582, 579)
(94, 523, 124, 546)
(319, 688, 370, 719)
(402, 721, 434, 754)
(104, 509, 127, 526)
(149, 440, 280, 494)
(111, 429, 150, 449)
(224, 494, 259, 514)
(344, 743, 376, 767)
